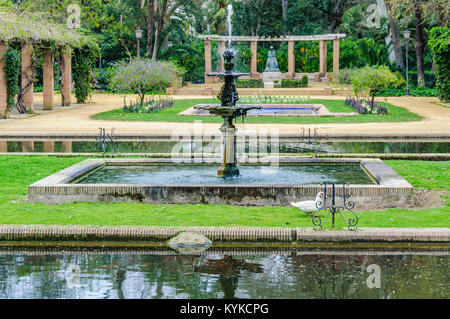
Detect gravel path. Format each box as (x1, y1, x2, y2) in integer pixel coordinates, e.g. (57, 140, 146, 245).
(0, 93, 449, 135)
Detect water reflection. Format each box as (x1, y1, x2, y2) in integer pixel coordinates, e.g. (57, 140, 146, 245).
(0, 250, 448, 299)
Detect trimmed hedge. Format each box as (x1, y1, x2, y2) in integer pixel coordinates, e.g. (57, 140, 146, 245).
(235, 79, 264, 88)
(378, 86, 437, 97)
(276, 76, 308, 88)
(429, 27, 450, 102)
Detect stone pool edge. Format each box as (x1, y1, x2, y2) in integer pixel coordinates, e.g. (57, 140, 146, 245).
(0, 225, 448, 243)
(28, 157, 413, 209)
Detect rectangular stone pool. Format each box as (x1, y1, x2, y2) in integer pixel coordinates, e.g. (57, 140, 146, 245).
(28, 158, 413, 209)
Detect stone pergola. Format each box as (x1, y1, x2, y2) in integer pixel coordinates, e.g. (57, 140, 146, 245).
(198, 34, 346, 83)
(0, 44, 72, 119)
(0, 11, 79, 119)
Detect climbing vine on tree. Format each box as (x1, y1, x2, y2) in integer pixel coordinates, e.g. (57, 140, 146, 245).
(2, 47, 21, 112)
(72, 41, 99, 103)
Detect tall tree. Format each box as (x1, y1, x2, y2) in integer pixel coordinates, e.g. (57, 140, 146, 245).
(387, 0, 450, 86)
(414, 1, 426, 86)
(147, 0, 155, 57)
(384, 0, 404, 70)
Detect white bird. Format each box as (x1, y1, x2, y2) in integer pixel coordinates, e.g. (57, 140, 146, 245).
(291, 192, 324, 213)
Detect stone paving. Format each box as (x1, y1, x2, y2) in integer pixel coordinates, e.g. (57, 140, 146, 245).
(0, 93, 449, 136)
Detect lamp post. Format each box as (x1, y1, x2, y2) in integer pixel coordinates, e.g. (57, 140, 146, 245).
(135, 29, 143, 58)
(404, 30, 411, 96)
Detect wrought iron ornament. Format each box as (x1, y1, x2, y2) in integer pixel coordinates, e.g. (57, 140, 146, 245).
(312, 183, 358, 231)
(296, 127, 323, 158)
(96, 127, 116, 155)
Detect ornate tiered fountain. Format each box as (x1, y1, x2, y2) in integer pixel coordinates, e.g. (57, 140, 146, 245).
(195, 49, 262, 177)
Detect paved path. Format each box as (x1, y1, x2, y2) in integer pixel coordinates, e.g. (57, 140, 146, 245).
(0, 93, 449, 135)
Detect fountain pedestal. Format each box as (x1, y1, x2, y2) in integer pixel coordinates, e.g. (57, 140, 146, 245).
(218, 116, 238, 176)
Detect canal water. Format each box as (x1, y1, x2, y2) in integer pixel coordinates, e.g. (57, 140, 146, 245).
(0, 248, 447, 299)
(4, 141, 450, 155)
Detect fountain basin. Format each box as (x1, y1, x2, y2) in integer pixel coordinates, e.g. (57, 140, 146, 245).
(28, 158, 413, 209)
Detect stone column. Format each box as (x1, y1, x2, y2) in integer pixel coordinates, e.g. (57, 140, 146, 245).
(61, 141, 72, 153)
(288, 41, 295, 79)
(218, 41, 226, 72)
(0, 141, 7, 153)
(250, 41, 258, 78)
(21, 43, 34, 112)
(319, 40, 328, 74)
(333, 39, 340, 74)
(60, 47, 72, 106)
(204, 39, 212, 83)
(0, 41, 8, 119)
(21, 141, 34, 153)
(43, 141, 54, 153)
(43, 49, 54, 110)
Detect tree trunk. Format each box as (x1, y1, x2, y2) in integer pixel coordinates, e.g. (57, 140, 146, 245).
(385, 1, 404, 70)
(371, 94, 375, 113)
(147, 0, 155, 57)
(152, 0, 168, 60)
(414, 2, 426, 87)
(281, 0, 288, 36)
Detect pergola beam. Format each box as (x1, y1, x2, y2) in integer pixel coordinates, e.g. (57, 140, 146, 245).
(197, 34, 346, 42)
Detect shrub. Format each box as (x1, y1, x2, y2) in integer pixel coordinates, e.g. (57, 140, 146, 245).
(235, 79, 264, 88)
(109, 59, 179, 105)
(428, 27, 450, 102)
(95, 66, 117, 91)
(301, 75, 308, 87)
(351, 65, 399, 112)
(332, 68, 355, 85)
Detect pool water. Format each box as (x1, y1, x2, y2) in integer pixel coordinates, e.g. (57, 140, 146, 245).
(76, 164, 376, 185)
(0, 249, 447, 299)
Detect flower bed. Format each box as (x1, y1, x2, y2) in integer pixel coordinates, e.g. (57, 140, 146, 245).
(123, 98, 174, 114)
(345, 97, 388, 115)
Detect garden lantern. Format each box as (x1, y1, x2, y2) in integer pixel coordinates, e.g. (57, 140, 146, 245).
(135, 29, 143, 58)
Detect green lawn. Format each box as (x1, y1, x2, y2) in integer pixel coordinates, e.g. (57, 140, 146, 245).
(0, 156, 448, 229)
(91, 98, 422, 124)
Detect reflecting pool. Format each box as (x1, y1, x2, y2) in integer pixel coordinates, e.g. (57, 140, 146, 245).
(0, 248, 447, 299)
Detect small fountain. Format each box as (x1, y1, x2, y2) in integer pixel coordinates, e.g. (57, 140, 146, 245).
(195, 6, 261, 177)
